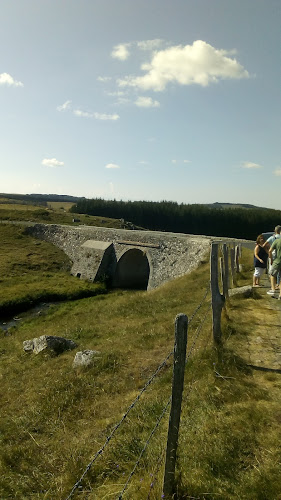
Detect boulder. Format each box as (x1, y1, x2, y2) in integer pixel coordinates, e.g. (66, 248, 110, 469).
(229, 285, 253, 298)
(73, 349, 101, 368)
(23, 335, 77, 355)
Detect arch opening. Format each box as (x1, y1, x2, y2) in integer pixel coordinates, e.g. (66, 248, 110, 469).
(113, 249, 150, 290)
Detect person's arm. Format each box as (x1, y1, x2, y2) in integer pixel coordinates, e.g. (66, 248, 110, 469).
(254, 245, 264, 263)
(263, 242, 270, 253)
(269, 244, 274, 264)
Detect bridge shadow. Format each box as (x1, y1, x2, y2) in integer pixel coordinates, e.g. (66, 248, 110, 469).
(112, 248, 150, 290)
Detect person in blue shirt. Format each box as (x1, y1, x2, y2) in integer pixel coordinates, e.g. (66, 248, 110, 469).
(264, 225, 281, 294)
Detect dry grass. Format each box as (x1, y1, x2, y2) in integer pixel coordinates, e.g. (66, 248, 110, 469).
(0, 221, 281, 499)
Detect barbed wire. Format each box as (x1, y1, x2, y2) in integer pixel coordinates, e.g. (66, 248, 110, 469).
(65, 351, 174, 499)
(186, 303, 212, 362)
(118, 305, 212, 499)
(146, 447, 166, 499)
(188, 281, 210, 326)
(117, 397, 172, 499)
(66, 289, 211, 499)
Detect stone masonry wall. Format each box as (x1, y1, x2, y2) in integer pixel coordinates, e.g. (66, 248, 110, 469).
(27, 224, 211, 289)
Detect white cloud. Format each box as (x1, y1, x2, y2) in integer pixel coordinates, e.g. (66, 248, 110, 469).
(74, 109, 93, 118)
(111, 43, 130, 61)
(242, 161, 263, 169)
(57, 100, 72, 111)
(139, 160, 149, 165)
(137, 39, 165, 51)
(273, 168, 281, 176)
(135, 96, 160, 108)
(172, 159, 177, 164)
(97, 76, 112, 82)
(118, 40, 249, 91)
(0, 72, 23, 87)
(106, 90, 126, 97)
(105, 163, 120, 169)
(94, 112, 120, 120)
(74, 110, 120, 120)
(183, 160, 191, 164)
(42, 158, 64, 168)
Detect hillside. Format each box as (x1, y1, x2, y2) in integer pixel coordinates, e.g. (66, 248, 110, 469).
(0, 210, 281, 499)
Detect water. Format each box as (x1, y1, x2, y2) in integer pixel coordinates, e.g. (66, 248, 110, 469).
(0, 303, 53, 333)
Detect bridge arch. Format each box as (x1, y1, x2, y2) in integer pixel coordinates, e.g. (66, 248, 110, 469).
(113, 248, 150, 289)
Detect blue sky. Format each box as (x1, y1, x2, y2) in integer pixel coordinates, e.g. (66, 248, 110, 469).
(0, 0, 280, 209)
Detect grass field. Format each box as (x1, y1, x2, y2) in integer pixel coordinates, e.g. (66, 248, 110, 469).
(0, 246, 280, 498)
(0, 224, 106, 317)
(0, 198, 126, 228)
(0, 202, 281, 499)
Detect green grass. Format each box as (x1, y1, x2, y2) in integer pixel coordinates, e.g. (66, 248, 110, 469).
(0, 212, 281, 499)
(0, 200, 135, 228)
(0, 224, 106, 316)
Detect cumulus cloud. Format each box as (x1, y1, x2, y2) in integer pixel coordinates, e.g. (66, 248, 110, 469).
(74, 110, 120, 120)
(57, 100, 72, 111)
(0, 72, 23, 87)
(171, 159, 177, 164)
(242, 161, 263, 169)
(137, 39, 165, 51)
(135, 96, 160, 108)
(118, 40, 249, 91)
(42, 158, 64, 168)
(184, 159, 191, 164)
(105, 163, 120, 169)
(111, 43, 131, 61)
(273, 168, 281, 176)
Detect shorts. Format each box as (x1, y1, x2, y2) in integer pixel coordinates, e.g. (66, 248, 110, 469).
(269, 261, 281, 277)
(254, 267, 266, 278)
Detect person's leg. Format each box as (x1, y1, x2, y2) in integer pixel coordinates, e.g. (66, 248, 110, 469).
(271, 274, 277, 291)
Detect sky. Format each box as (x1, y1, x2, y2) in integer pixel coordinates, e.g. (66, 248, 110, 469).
(0, 0, 280, 209)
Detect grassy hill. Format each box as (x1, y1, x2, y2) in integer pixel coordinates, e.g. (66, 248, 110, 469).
(0, 201, 281, 499)
(0, 195, 131, 228)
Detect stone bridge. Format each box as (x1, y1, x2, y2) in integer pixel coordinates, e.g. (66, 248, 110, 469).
(28, 223, 212, 290)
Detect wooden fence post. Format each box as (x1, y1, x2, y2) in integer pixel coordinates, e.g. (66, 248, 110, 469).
(210, 243, 225, 343)
(230, 247, 237, 287)
(235, 245, 240, 273)
(222, 244, 229, 299)
(163, 313, 188, 498)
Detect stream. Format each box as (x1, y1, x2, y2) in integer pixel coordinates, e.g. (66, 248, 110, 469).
(0, 303, 54, 333)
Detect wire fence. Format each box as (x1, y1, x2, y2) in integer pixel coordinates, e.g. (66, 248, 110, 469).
(65, 242, 244, 499)
(65, 282, 212, 500)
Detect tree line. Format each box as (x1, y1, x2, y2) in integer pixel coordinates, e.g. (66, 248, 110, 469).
(70, 198, 281, 240)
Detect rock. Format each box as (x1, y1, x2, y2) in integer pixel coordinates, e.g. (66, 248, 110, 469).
(73, 349, 101, 368)
(23, 335, 77, 355)
(23, 340, 34, 353)
(229, 285, 253, 298)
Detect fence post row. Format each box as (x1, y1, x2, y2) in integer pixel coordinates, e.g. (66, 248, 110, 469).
(163, 313, 188, 498)
(230, 246, 237, 287)
(235, 245, 240, 273)
(222, 244, 229, 299)
(210, 243, 225, 344)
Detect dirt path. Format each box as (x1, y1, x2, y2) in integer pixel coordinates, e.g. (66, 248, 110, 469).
(233, 275, 281, 372)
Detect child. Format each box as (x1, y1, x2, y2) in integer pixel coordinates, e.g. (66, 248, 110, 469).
(253, 234, 268, 287)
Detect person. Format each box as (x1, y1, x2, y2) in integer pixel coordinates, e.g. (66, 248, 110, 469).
(268, 236, 281, 297)
(253, 235, 268, 287)
(264, 225, 281, 290)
